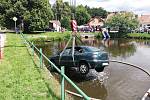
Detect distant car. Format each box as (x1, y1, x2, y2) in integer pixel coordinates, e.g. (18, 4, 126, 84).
(44, 28, 55, 32)
(50, 46, 109, 75)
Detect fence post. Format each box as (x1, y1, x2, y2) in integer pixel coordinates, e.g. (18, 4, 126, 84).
(40, 48, 43, 68)
(32, 42, 34, 56)
(61, 66, 65, 100)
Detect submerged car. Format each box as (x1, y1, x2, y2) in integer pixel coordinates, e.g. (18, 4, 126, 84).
(50, 46, 109, 75)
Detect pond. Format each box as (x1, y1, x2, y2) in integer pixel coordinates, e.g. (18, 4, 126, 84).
(36, 38, 150, 100)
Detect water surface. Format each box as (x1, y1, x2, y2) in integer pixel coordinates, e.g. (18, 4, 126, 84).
(36, 38, 150, 100)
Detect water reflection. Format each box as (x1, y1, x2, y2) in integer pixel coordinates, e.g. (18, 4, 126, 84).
(81, 38, 137, 59)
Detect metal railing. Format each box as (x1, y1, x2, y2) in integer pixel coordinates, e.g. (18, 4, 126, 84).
(19, 32, 91, 100)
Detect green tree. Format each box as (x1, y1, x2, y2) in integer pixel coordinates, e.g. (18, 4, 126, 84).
(0, 0, 53, 32)
(87, 7, 107, 18)
(52, 0, 64, 21)
(60, 17, 71, 30)
(75, 5, 91, 25)
(106, 12, 139, 35)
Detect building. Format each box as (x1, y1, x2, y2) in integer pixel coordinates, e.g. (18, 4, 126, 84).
(88, 16, 104, 31)
(49, 20, 61, 32)
(88, 16, 104, 27)
(138, 15, 150, 29)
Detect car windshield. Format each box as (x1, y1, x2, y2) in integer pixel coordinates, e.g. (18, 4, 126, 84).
(84, 46, 100, 52)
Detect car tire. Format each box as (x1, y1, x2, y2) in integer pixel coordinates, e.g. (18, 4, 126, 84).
(79, 62, 89, 75)
(95, 67, 105, 72)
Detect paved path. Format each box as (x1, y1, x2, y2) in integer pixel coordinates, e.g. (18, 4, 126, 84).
(0, 32, 6, 59)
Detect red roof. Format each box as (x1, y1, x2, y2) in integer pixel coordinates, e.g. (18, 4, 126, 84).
(138, 15, 150, 24)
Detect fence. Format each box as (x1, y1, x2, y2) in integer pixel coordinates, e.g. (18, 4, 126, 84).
(20, 32, 91, 100)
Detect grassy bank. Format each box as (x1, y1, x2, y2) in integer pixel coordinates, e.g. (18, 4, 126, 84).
(127, 33, 150, 39)
(26, 31, 71, 42)
(0, 33, 61, 100)
(25, 31, 103, 42)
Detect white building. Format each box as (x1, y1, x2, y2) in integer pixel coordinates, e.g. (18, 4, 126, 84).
(138, 15, 150, 29)
(49, 20, 61, 32)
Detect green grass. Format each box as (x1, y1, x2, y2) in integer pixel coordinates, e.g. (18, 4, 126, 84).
(24, 31, 103, 42)
(127, 33, 150, 39)
(25, 31, 71, 42)
(0, 33, 61, 100)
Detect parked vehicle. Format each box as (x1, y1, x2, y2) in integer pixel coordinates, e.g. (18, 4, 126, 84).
(50, 46, 109, 75)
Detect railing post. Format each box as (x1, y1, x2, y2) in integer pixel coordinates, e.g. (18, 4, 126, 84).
(61, 66, 65, 100)
(40, 48, 43, 68)
(32, 42, 34, 56)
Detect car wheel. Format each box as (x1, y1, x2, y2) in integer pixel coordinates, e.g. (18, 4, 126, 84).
(95, 67, 104, 72)
(79, 62, 89, 75)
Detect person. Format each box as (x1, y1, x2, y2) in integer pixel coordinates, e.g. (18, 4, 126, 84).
(102, 28, 110, 39)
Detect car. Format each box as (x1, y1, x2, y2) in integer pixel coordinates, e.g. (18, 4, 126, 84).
(50, 46, 109, 75)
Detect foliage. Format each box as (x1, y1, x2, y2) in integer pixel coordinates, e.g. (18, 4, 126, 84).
(75, 5, 91, 25)
(52, 1, 72, 30)
(86, 6, 108, 18)
(106, 12, 139, 35)
(60, 17, 71, 30)
(127, 33, 150, 39)
(0, 0, 53, 32)
(26, 31, 71, 42)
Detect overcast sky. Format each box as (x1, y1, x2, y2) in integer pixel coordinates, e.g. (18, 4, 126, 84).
(50, 0, 150, 15)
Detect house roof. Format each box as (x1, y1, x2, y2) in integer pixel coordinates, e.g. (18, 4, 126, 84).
(138, 15, 150, 24)
(88, 16, 104, 26)
(49, 20, 61, 26)
(88, 16, 104, 23)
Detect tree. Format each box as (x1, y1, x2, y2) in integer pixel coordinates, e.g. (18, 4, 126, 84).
(0, 0, 53, 32)
(75, 5, 91, 25)
(87, 7, 107, 18)
(106, 12, 139, 35)
(60, 16, 71, 30)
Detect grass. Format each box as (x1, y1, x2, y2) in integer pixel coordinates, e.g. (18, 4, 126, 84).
(25, 31, 71, 42)
(0, 33, 61, 100)
(24, 31, 103, 42)
(127, 33, 150, 39)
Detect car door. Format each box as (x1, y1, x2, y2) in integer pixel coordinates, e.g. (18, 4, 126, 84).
(73, 47, 84, 66)
(59, 48, 71, 67)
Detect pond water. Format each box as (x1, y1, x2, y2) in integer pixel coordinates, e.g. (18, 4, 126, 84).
(36, 38, 150, 100)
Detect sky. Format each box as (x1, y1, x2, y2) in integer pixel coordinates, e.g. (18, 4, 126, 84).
(50, 0, 150, 15)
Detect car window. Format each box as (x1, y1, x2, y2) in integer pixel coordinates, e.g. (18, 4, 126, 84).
(74, 47, 84, 54)
(85, 47, 100, 52)
(61, 48, 71, 55)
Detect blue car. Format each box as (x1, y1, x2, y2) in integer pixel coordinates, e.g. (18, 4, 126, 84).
(50, 46, 109, 75)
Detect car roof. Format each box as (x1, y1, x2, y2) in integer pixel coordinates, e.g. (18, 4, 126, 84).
(66, 46, 93, 49)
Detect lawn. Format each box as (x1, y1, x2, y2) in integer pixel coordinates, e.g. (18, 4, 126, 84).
(24, 31, 102, 42)
(25, 31, 71, 42)
(127, 33, 150, 39)
(0, 33, 61, 100)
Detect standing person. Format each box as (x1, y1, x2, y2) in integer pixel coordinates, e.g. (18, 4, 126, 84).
(102, 28, 110, 39)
